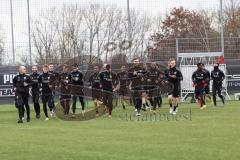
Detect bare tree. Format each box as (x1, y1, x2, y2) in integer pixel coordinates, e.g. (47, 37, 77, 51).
(31, 3, 154, 65)
(224, 0, 240, 36)
(129, 11, 153, 58)
(32, 9, 58, 64)
(82, 4, 107, 63)
(0, 26, 4, 66)
(53, 4, 85, 63)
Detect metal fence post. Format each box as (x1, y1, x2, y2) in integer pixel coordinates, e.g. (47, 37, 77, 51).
(27, 0, 32, 65)
(10, 0, 15, 65)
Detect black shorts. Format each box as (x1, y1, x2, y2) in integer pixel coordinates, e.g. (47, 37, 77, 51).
(195, 86, 205, 98)
(205, 86, 210, 94)
(42, 94, 52, 104)
(119, 89, 128, 96)
(212, 83, 223, 94)
(92, 88, 102, 100)
(60, 95, 71, 100)
(71, 85, 84, 96)
(169, 84, 180, 97)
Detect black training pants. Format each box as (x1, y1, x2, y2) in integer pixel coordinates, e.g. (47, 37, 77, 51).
(32, 90, 40, 116)
(16, 92, 30, 120)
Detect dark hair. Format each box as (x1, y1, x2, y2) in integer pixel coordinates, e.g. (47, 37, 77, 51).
(72, 63, 78, 68)
(32, 65, 38, 68)
(197, 63, 202, 67)
(106, 64, 111, 70)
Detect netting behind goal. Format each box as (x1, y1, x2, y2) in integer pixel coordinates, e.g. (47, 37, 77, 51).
(177, 52, 229, 101)
(180, 64, 227, 100)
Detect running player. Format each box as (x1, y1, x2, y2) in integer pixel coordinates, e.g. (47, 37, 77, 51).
(116, 65, 130, 110)
(69, 63, 85, 116)
(13, 66, 31, 123)
(165, 59, 183, 115)
(165, 60, 172, 111)
(211, 63, 225, 107)
(192, 63, 208, 109)
(202, 63, 212, 103)
(99, 64, 117, 118)
(146, 62, 161, 112)
(48, 63, 59, 117)
(30, 65, 41, 119)
(128, 57, 147, 116)
(59, 64, 71, 115)
(157, 70, 165, 108)
(89, 65, 101, 116)
(38, 64, 54, 121)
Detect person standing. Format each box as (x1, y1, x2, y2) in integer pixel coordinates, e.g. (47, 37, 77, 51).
(13, 66, 31, 123)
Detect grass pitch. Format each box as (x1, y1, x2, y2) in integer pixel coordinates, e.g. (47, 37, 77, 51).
(0, 100, 240, 160)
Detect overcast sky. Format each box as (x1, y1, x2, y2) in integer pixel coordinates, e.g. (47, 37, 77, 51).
(0, 0, 223, 63)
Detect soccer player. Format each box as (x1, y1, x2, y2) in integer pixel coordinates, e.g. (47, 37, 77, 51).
(165, 59, 183, 115)
(89, 65, 101, 116)
(30, 65, 41, 119)
(13, 66, 31, 123)
(192, 63, 208, 109)
(141, 63, 150, 111)
(48, 63, 59, 117)
(59, 64, 71, 115)
(38, 64, 55, 121)
(202, 63, 212, 103)
(165, 60, 172, 111)
(211, 63, 225, 107)
(99, 64, 117, 118)
(116, 65, 130, 110)
(69, 63, 85, 116)
(128, 57, 146, 116)
(157, 70, 165, 108)
(146, 62, 161, 112)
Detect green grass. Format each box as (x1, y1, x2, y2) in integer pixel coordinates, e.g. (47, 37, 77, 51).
(0, 100, 240, 160)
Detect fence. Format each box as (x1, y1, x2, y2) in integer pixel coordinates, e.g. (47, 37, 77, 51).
(2, 0, 239, 65)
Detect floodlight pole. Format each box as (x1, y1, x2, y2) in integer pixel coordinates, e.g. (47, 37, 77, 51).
(10, 0, 15, 64)
(27, 0, 32, 65)
(127, 0, 132, 61)
(220, 0, 224, 57)
(176, 38, 179, 61)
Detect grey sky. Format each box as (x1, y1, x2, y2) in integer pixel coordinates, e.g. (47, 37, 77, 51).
(0, 0, 221, 42)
